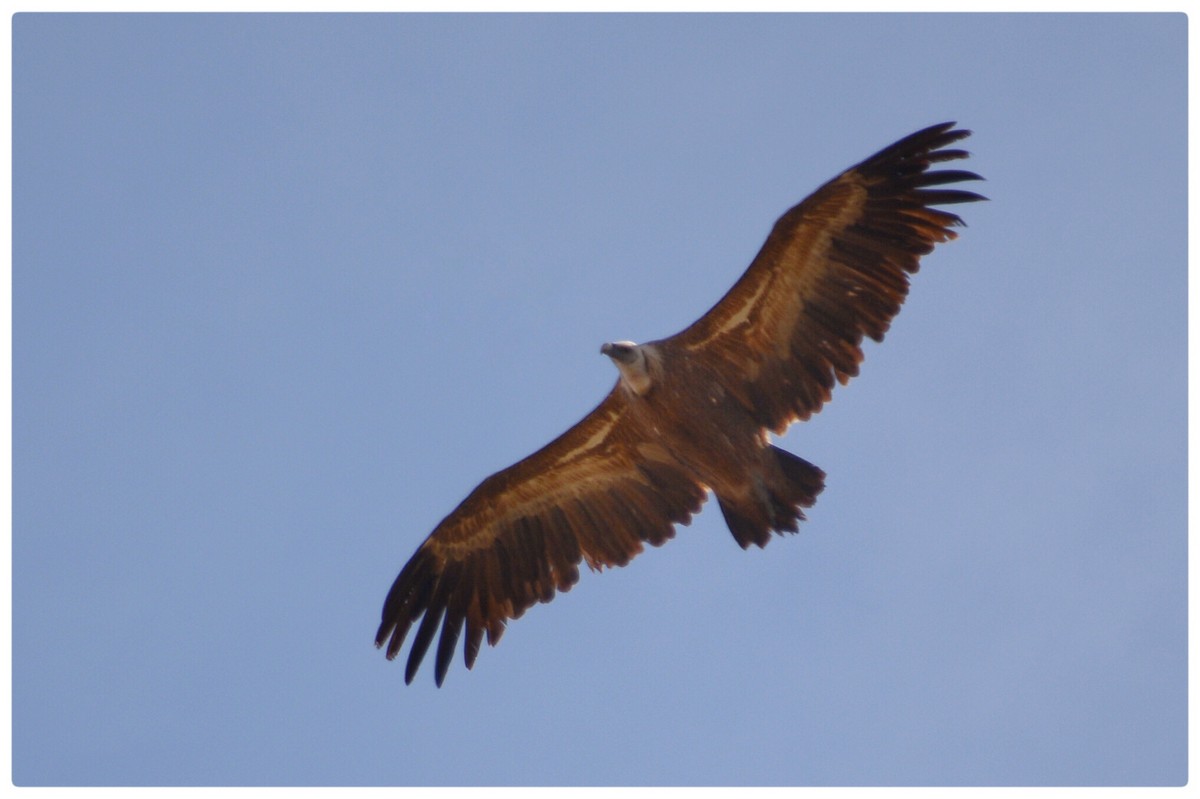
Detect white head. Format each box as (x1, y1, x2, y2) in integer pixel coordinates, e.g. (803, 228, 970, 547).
(601, 340, 653, 395)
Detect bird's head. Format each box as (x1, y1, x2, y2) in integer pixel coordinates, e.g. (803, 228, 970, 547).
(601, 340, 653, 395)
(600, 341, 639, 365)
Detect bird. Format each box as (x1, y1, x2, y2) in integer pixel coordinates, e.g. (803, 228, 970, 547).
(376, 121, 985, 686)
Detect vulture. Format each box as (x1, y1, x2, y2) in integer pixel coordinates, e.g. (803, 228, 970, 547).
(376, 121, 985, 686)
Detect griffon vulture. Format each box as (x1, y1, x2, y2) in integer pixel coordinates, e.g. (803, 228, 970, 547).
(376, 122, 985, 685)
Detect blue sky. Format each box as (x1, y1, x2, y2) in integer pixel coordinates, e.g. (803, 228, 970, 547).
(12, 12, 1186, 787)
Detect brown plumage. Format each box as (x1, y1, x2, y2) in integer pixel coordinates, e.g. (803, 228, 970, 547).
(376, 122, 985, 685)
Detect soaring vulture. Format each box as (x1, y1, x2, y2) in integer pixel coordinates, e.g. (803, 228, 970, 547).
(377, 122, 985, 686)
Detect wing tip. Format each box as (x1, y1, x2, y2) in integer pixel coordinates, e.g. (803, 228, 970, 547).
(859, 121, 977, 175)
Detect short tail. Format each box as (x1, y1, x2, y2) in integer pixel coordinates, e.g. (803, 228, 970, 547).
(717, 446, 825, 549)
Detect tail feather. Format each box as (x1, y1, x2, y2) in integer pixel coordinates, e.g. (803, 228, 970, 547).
(717, 496, 772, 549)
(717, 446, 825, 549)
(772, 446, 825, 515)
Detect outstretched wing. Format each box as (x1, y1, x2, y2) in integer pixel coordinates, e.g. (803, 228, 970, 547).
(375, 388, 707, 686)
(670, 122, 985, 434)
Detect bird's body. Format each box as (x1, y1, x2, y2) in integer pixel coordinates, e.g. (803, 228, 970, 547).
(607, 338, 825, 547)
(376, 122, 986, 685)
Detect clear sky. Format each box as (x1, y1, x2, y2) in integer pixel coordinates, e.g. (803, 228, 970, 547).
(12, 12, 1186, 787)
